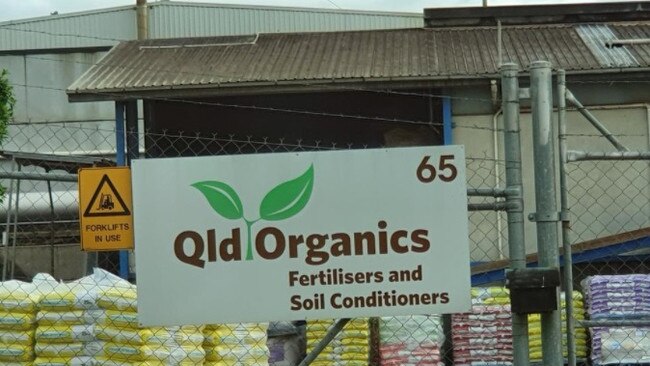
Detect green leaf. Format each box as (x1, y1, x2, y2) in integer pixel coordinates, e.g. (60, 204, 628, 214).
(191, 181, 244, 220)
(260, 165, 314, 221)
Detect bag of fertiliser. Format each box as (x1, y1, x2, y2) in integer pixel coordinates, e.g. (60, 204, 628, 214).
(204, 323, 269, 365)
(0, 275, 57, 365)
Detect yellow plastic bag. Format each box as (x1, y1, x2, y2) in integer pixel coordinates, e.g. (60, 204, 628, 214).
(0, 280, 40, 313)
(35, 324, 95, 343)
(97, 310, 139, 328)
(0, 329, 34, 345)
(95, 324, 145, 345)
(0, 343, 34, 361)
(0, 311, 35, 330)
(34, 342, 85, 358)
(97, 287, 137, 312)
(142, 344, 206, 363)
(96, 342, 144, 362)
(144, 327, 204, 346)
(36, 310, 98, 326)
(34, 357, 94, 366)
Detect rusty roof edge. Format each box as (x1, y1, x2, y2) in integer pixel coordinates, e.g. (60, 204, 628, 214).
(67, 67, 650, 103)
(424, 2, 650, 27)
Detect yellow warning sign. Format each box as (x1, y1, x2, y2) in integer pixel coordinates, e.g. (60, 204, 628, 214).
(79, 167, 134, 251)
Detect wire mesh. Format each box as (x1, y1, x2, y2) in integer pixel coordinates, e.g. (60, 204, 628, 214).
(0, 121, 519, 366)
(565, 155, 650, 366)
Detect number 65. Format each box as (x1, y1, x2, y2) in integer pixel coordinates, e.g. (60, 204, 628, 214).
(417, 155, 457, 183)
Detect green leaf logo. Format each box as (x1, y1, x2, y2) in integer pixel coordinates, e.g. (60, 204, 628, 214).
(191, 181, 244, 220)
(260, 165, 314, 221)
(191, 164, 314, 261)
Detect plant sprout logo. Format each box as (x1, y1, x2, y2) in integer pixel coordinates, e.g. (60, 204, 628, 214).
(191, 165, 314, 260)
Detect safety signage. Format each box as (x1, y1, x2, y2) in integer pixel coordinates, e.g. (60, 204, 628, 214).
(132, 146, 471, 326)
(78, 167, 134, 251)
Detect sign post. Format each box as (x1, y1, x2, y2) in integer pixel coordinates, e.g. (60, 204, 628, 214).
(78, 167, 134, 251)
(133, 146, 471, 326)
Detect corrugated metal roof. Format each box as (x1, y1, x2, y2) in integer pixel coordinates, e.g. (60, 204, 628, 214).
(67, 22, 650, 101)
(0, 1, 421, 51)
(576, 24, 639, 67)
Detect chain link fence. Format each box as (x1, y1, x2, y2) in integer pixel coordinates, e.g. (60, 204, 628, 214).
(0, 121, 514, 365)
(564, 133, 650, 366)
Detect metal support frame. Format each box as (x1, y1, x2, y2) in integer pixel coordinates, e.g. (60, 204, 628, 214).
(0, 171, 77, 182)
(501, 63, 530, 366)
(567, 150, 650, 162)
(559, 75, 650, 366)
(46, 180, 55, 277)
(116, 101, 129, 279)
(579, 319, 650, 327)
(298, 318, 350, 366)
(530, 61, 563, 366)
(565, 89, 629, 152)
(558, 70, 577, 366)
(2, 159, 16, 281)
(443, 96, 453, 145)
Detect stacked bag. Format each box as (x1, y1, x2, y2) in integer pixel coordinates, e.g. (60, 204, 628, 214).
(0, 276, 54, 365)
(204, 323, 269, 365)
(94, 276, 206, 365)
(34, 275, 101, 366)
(527, 291, 588, 363)
(306, 318, 369, 366)
(452, 304, 513, 366)
(378, 315, 444, 366)
(584, 274, 650, 365)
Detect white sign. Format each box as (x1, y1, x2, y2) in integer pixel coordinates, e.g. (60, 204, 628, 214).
(133, 146, 471, 326)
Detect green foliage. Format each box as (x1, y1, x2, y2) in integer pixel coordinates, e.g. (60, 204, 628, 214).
(0, 69, 14, 203)
(0, 69, 14, 143)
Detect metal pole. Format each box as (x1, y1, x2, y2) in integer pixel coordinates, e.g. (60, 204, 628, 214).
(136, 0, 148, 41)
(2, 159, 16, 281)
(122, 100, 139, 280)
(565, 90, 629, 152)
(10, 166, 21, 280)
(558, 69, 577, 366)
(567, 150, 650, 162)
(47, 180, 55, 276)
(529, 60, 563, 366)
(468, 202, 514, 211)
(501, 62, 529, 366)
(0, 171, 77, 182)
(298, 318, 350, 366)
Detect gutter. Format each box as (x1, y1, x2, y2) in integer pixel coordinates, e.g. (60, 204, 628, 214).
(67, 68, 650, 103)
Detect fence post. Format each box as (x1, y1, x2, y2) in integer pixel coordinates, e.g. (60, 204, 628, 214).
(529, 60, 563, 366)
(501, 63, 530, 366)
(558, 69, 577, 366)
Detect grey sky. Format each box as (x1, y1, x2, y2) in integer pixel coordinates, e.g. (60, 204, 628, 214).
(0, 0, 638, 22)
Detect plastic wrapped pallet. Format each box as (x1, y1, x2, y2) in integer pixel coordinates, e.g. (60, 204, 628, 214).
(583, 274, 650, 365)
(34, 273, 104, 365)
(527, 291, 588, 362)
(378, 315, 444, 366)
(0, 275, 56, 365)
(591, 327, 650, 365)
(306, 318, 369, 366)
(204, 323, 269, 365)
(94, 274, 205, 365)
(452, 304, 513, 366)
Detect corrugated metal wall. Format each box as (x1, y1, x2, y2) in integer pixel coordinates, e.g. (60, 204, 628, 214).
(0, 7, 135, 51)
(0, 2, 422, 51)
(149, 3, 422, 38)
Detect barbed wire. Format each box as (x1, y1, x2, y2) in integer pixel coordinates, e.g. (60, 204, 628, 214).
(0, 25, 127, 43)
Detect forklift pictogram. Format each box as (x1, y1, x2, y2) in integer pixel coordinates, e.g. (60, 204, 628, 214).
(97, 194, 115, 211)
(83, 174, 131, 217)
